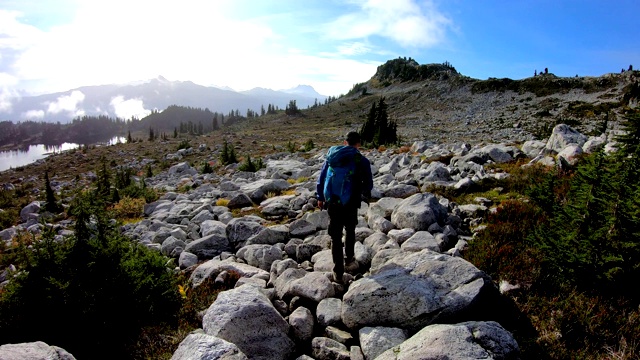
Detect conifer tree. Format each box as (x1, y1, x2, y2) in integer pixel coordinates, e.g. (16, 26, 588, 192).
(44, 170, 60, 213)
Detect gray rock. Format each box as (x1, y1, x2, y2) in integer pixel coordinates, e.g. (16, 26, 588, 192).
(200, 220, 228, 237)
(240, 178, 292, 196)
(289, 219, 317, 238)
(234, 276, 267, 289)
(277, 269, 335, 302)
(583, 134, 607, 153)
(179, 251, 199, 269)
(479, 144, 515, 163)
(557, 144, 583, 166)
(387, 228, 415, 245)
(545, 124, 588, 153)
(227, 193, 253, 209)
(304, 210, 330, 230)
(521, 140, 546, 158)
(317, 297, 343, 327)
(325, 326, 353, 345)
(312, 250, 335, 272)
(311, 337, 350, 360)
(190, 258, 269, 288)
(226, 218, 265, 248)
(367, 197, 402, 220)
(390, 193, 447, 231)
(297, 235, 331, 262)
(0, 341, 76, 360)
(20, 201, 40, 222)
(454, 177, 476, 190)
(289, 306, 315, 342)
(171, 332, 247, 360)
(416, 161, 451, 183)
(0, 227, 17, 241)
(400, 231, 442, 252)
(355, 227, 375, 243)
(203, 286, 294, 360)
(169, 162, 197, 175)
(191, 210, 216, 224)
(363, 232, 390, 253)
(354, 241, 374, 268)
(161, 236, 186, 257)
(236, 244, 283, 271)
(185, 234, 231, 259)
(359, 326, 407, 360)
(369, 216, 395, 234)
(342, 249, 493, 331)
(376, 321, 519, 360)
(245, 225, 290, 246)
(384, 184, 419, 199)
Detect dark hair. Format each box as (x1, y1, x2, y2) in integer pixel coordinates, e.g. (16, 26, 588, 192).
(345, 131, 361, 146)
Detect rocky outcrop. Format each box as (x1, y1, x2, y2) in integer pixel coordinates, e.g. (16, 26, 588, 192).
(0, 341, 76, 360)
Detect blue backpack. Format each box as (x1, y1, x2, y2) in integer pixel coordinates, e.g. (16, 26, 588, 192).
(323, 145, 362, 205)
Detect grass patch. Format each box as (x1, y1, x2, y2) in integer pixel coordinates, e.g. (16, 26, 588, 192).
(215, 198, 230, 207)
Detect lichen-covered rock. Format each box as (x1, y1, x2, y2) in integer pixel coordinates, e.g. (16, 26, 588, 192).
(171, 332, 248, 360)
(376, 321, 519, 360)
(203, 286, 294, 360)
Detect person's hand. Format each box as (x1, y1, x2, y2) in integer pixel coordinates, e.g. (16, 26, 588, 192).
(317, 201, 324, 210)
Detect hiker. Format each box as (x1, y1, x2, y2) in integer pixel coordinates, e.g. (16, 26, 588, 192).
(316, 131, 373, 283)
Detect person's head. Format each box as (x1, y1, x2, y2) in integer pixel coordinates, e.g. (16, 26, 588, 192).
(345, 131, 361, 147)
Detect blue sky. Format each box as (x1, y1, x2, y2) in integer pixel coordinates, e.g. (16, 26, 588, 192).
(1, 0, 639, 107)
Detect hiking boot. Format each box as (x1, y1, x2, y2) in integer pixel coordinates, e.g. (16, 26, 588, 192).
(345, 259, 360, 273)
(332, 271, 344, 284)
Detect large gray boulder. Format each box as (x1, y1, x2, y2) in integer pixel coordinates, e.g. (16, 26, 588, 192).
(0, 341, 76, 360)
(203, 286, 295, 360)
(376, 321, 519, 360)
(383, 184, 419, 199)
(190, 258, 269, 287)
(359, 327, 407, 360)
(240, 179, 291, 197)
(245, 225, 290, 246)
(265, 159, 312, 179)
(289, 306, 315, 342)
(20, 201, 40, 222)
(390, 193, 447, 231)
(368, 198, 402, 220)
(275, 269, 335, 302)
(415, 161, 451, 183)
(342, 249, 493, 331)
(171, 333, 248, 360)
(184, 234, 231, 260)
(226, 218, 265, 249)
(236, 244, 283, 271)
(545, 124, 587, 153)
(316, 297, 343, 327)
(521, 140, 546, 158)
(200, 220, 228, 237)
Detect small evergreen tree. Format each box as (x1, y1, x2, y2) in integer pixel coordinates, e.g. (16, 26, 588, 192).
(44, 170, 60, 213)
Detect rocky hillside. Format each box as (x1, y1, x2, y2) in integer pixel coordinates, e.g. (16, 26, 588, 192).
(0, 120, 619, 359)
(291, 57, 640, 146)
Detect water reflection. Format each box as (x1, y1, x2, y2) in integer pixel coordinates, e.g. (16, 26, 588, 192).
(0, 136, 126, 172)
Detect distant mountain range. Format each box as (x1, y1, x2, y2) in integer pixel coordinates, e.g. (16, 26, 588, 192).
(1, 77, 327, 123)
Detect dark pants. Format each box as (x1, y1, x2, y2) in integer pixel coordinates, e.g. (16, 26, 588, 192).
(327, 202, 358, 276)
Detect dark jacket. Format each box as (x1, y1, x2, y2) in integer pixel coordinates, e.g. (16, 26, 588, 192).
(316, 145, 373, 208)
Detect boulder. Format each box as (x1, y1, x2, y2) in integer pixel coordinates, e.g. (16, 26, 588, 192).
(236, 244, 283, 271)
(226, 218, 265, 248)
(0, 341, 76, 360)
(376, 321, 519, 360)
(289, 306, 315, 342)
(367, 198, 402, 220)
(20, 201, 41, 222)
(200, 220, 228, 237)
(203, 286, 294, 360)
(557, 144, 583, 166)
(227, 193, 253, 209)
(342, 249, 493, 331)
(521, 140, 546, 158)
(400, 231, 442, 252)
(245, 225, 290, 246)
(184, 234, 230, 260)
(311, 337, 350, 360)
(304, 210, 330, 230)
(161, 236, 186, 257)
(171, 332, 248, 360)
(359, 327, 407, 360)
(390, 193, 447, 231)
(190, 258, 269, 288)
(276, 269, 335, 302)
(179, 251, 198, 269)
(316, 297, 343, 327)
(289, 219, 317, 238)
(545, 124, 588, 153)
(383, 184, 419, 199)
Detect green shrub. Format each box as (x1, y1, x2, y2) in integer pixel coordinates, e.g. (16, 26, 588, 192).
(0, 193, 181, 360)
(201, 161, 213, 174)
(176, 139, 191, 151)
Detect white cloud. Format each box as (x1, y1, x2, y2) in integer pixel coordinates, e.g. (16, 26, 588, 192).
(47, 90, 85, 116)
(110, 96, 151, 120)
(337, 42, 373, 56)
(326, 0, 451, 48)
(22, 109, 45, 120)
